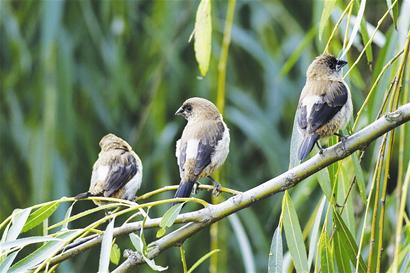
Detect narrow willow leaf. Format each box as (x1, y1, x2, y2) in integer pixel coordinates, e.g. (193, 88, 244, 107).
(156, 228, 166, 238)
(5, 209, 31, 242)
(129, 233, 144, 254)
(308, 197, 326, 269)
(99, 218, 115, 273)
(187, 249, 220, 273)
(282, 191, 308, 273)
(341, 0, 366, 58)
(334, 230, 351, 273)
(359, 16, 373, 65)
(61, 201, 76, 231)
(110, 243, 121, 266)
(0, 250, 19, 273)
(22, 202, 59, 233)
(351, 153, 367, 202)
(159, 203, 184, 229)
(228, 214, 256, 273)
(268, 227, 283, 273)
(334, 211, 366, 273)
(142, 256, 168, 272)
(386, 0, 398, 29)
(194, 0, 212, 76)
(318, 0, 336, 41)
(9, 230, 81, 273)
(0, 236, 60, 253)
(316, 169, 333, 204)
(319, 232, 334, 273)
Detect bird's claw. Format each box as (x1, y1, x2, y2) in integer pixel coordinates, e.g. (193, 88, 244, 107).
(212, 183, 222, 196)
(193, 181, 201, 195)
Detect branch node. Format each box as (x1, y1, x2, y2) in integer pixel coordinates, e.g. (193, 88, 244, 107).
(385, 109, 402, 122)
(123, 249, 143, 263)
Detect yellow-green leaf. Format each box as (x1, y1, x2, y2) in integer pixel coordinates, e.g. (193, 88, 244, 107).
(194, 0, 212, 76)
(318, 0, 336, 41)
(110, 243, 121, 265)
(22, 203, 59, 233)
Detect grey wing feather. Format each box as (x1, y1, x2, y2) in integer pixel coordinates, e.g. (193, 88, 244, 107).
(104, 152, 138, 197)
(193, 122, 225, 176)
(297, 105, 307, 130)
(308, 82, 348, 133)
(177, 140, 187, 174)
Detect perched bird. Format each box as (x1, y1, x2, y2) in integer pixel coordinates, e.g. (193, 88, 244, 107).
(297, 54, 353, 161)
(76, 133, 143, 202)
(174, 97, 230, 200)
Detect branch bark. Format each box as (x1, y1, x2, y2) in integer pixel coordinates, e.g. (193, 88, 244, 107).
(52, 103, 410, 272)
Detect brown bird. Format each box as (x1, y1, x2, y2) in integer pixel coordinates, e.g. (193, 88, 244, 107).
(297, 54, 353, 161)
(76, 133, 143, 202)
(174, 97, 230, 200)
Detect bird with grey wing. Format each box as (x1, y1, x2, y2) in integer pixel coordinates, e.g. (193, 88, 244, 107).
(75, 133, 143, 204)
(174, 97, 230, 202)
(297, 54, 353, 161)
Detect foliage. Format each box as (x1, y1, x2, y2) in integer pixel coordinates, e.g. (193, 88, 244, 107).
(1, 0, 410, 272)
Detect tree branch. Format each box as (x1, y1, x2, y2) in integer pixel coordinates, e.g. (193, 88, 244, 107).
(52, 103, 410, 272)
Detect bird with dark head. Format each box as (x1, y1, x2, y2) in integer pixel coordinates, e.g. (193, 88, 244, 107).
(174, 97, 230, 202)
(75, 133, 143, 204)
(297, 54, 353, 161)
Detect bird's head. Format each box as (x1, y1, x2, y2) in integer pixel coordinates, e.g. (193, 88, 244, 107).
(99, 133, 131, 151)
(306, 54, 347, 81)
(175, 97, 221, 121)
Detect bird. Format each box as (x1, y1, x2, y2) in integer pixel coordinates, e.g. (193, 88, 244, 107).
(174, 97, 230, 201)
(297, 54, 353, 161)
(75, 133, 143, 203)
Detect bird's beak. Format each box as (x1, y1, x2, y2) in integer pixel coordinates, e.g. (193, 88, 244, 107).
(336, 59, 348, 71)
(175, 107, 184, 116)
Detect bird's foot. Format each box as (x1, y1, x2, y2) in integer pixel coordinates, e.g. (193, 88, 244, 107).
(316, 142, 325, 155)
(335, 132, 348, 143)
(207, 176, 222, 196)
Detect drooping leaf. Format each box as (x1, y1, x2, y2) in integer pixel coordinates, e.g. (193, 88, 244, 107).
(318, 0, 336, 41)
(289, 111, 303, 168)
(5, 209, 31, 243)
(268, 226, 283, 273)
(99, 218, 115, 273)
(0, 250, 19, 273)
(159, 203, 184, 229)
(307, 197, 326, 270)
(0, 236, 60, 253)
(22, 202, 59, 233)
(129, 233, 168, 271)
(319, 232, 334, 273)
(386, 0, 398, 29)
(282, 191, 308, 273)
(193, 0, 212, 76)
(341, 0, 367, 58)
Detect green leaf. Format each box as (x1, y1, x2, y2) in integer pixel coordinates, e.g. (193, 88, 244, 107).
(318, 0, 336, 41)
(160, 203, 184, 229)
(9, 230, 81, 273)
(156, 228, 166, 238)
(5, 209, 31, 242)
(268, 227, 282, 273)
(99, 218, 115, 273)
(341, 0, 366, 58)
(194, 0, 212, 76)
(307, 197, 326, 269)
(282, 191, 308, 273)
(333, 210, 366, 273)
(61, 201, 76, 231)
(187, 249, 220, 273)
(319, 232, 334, 273)
(129, 233, 144, 254)
(288, 112, 303, 168)
(0, 236, 60, 253)
(0, 250, 19, 273)
(142, 256, 168, 272)
(110, 243, 121, 265)
(334, 229, 352, 273)
(386, 0, 398, 29)
(22, 202, 59, 233)
(351, 153, 367, 202)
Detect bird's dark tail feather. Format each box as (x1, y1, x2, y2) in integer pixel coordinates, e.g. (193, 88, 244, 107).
(74, 192, 92, 199)
(298, 133, 319, 161)
(172, 181, 195, 206)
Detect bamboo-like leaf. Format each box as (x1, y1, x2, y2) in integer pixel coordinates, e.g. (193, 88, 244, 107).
(0, 250, 19, 273)
(307, 197, 326, 269)
(333, 210, 366, 273)
(319, 232, 334, 273)
(110, 243, 121, 266)
(99, 218, 115, 273)
(194, 0, 212, 76)
(159, 203, 184, 229)
(129, 233, 168, 272)
(0, 236, 60, 253)
(61, 201, 76, 231)
(318, 0, 336, 41)
(351, 153, 367, 202)
(334, 231, 351, 273)
(289, 112, 303, 168)
(9, 230, 81, 273)
(386, 0, 398, 29)
(5, 209, 31, 242)
(341, 0, 366, 58)
(22, 202, 59, 233)
(282, 191, 308, 273)
(268, 226, 283, 273)
(187, 249, 220, 273)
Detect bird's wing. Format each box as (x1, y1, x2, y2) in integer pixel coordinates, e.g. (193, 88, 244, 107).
(297, 104, 308, 130)
(193, 121, 225, 176)
(176, 139, 187, 174)
(103, 150, 139, 197)
(308, 81, 348, 133)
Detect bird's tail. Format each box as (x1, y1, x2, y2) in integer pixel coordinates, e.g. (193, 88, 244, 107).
(298, 133, 319, 161)
(173, 180, 195, 204)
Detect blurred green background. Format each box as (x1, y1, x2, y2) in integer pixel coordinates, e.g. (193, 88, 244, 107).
(1, 0, 407, 272)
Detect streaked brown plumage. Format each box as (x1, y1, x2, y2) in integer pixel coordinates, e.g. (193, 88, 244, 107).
(76, 133, 143, 202)
(297, 54, 353, 161)
(174, 97, 230, 201)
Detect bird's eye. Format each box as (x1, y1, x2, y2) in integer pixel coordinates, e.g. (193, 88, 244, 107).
(184, 104, 192, 112)
(328, 60, 336, 70)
